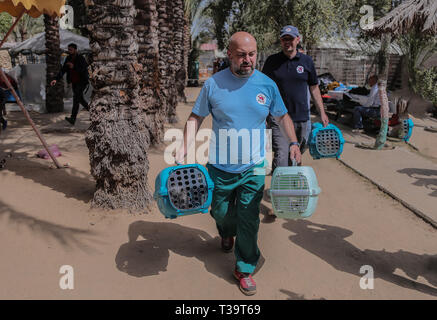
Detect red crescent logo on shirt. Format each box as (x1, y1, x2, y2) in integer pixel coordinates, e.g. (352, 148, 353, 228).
(256, 93, 267, 105)
(297, 66, 304, 74)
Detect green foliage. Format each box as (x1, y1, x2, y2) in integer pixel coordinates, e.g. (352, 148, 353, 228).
(0, 12, 44, 42)
(398, 30, 437, 91)
(195, 0, 399, 51)
(415, 67, 437, 106)
(9, 14, 44, 42)
(201, 0, 345, 51)
(0, 12, 13, 36)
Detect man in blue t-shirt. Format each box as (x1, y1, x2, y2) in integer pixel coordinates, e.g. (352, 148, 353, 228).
(175, 32, 301, 296)
(262, 26, 329, 168)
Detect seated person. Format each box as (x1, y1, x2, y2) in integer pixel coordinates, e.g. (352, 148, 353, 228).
(352, 75, 381, 133)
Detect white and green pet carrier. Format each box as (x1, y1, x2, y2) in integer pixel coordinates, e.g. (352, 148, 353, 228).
(269, 162, 321, 219)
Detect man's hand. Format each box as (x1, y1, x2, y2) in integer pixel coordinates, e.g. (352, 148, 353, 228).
(289, 145, 302, 164)
(50, 80, 57, 86)
(321, 111, 329, 127)
(66, 62, 74, 69)
(174, 147, 185, 165)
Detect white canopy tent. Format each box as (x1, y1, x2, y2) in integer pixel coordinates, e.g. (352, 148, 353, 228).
(9, 29, 90, 57)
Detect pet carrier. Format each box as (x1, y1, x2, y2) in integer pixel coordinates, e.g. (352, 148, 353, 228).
(401, 118, 414, 142)
(154, 164, 214, 219)
(269, 161, 321, 219)
(309, 123, 345, 159)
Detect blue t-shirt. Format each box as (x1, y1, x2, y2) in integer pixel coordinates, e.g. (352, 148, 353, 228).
(262, 52, 318, 122)
(192, 68, 287, 173)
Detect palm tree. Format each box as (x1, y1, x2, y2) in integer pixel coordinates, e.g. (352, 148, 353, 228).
(44, 14, 64, 113)
(174, 0, 188, 104)
(135, 0, 164, 146)
(67, 0, 88, 36)
(85, 0, 152, 211)
(167, 0, 185, 123)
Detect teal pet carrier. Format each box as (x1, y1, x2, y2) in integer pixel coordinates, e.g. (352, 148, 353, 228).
(402, 118, 414, 142)
(269, 162, 321, 219)
(154, 164, 214, 219)
(309, 123, 345, 160)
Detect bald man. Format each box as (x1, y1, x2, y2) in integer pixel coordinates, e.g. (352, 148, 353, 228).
(176, 32, 301, 296)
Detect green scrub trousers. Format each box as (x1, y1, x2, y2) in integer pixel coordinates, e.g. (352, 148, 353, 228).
(207, 161, 266, 274)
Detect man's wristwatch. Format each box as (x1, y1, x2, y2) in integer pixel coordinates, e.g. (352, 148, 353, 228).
(289, 141, 300, 148)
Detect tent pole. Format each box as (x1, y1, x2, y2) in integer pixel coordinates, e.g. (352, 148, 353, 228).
(0, 68, 62, 169)
(0, 9, 26, 49)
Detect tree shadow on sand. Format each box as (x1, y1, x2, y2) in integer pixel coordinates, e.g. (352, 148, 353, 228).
(283, 220, 437, 297)
(1, 133, 95, 203)
(0, 199, 101, 253)
(398, 168, 437, 197)
(1, 154, 94, 204)
(115, 221, 265, 284)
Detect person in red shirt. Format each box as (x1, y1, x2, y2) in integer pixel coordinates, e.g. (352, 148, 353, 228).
(51, 43, 89, 125)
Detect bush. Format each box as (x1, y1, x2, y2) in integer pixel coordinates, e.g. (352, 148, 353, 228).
(415, 67, 437, 107)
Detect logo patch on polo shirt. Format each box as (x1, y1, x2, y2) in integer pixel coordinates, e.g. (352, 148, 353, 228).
(297, 66, 304, 74)
(256, 93, 267, 105)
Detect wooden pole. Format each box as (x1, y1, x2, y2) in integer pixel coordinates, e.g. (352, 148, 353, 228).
(374, 33, 392, 150)
(0, 68, 62, 169)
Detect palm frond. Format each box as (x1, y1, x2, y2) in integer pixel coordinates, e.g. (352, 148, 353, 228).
(370, 0, 437, 36)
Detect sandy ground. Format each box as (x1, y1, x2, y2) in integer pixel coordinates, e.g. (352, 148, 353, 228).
(0, 87, 436, 300)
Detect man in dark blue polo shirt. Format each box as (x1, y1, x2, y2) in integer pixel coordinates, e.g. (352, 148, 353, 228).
(263, 25, 329, 168)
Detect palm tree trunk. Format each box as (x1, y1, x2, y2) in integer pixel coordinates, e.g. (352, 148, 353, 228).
(44, 14, 64, 113)
(156, 1, 171, 128)
(374, 33, 391, 149)
(158, 0, 179, 125)
(67, 0, 89, 36)
(167, 0, 179, 124)
(85, 0, 152, 211)
(182, 13, 190, 100)
(135, 0, 164, 146)
(174, 0, 188, 105)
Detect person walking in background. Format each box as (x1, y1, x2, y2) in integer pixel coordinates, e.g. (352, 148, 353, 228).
(262, 25, 329, 168)
(51, 43, 89, 126)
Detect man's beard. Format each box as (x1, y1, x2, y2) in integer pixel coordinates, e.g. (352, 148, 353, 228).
(235, 63, 254, 77)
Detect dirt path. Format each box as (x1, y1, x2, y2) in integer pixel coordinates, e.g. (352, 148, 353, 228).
(0, 88, 436, 299)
